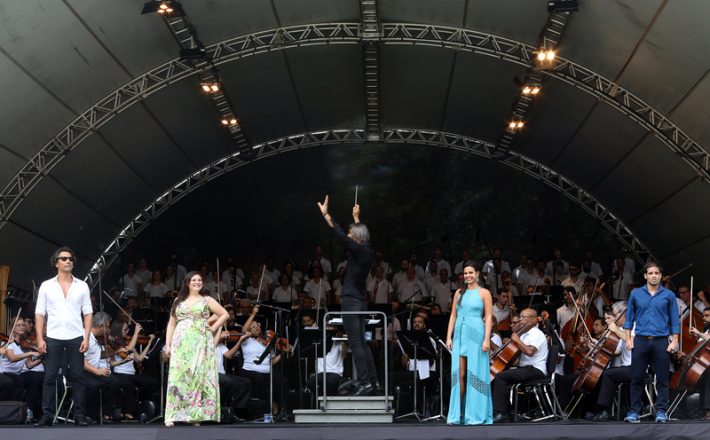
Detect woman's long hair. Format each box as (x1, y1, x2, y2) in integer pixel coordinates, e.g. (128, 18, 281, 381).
(170, 271, 208, 317)
(457, 260, 480, 306)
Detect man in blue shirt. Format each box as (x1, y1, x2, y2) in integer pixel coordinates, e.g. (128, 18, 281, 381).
(622, 262, 679, 423)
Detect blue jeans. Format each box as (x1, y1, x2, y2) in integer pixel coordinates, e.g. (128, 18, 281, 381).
(42, 336, 86, 417)
(630, 335, 670, 412)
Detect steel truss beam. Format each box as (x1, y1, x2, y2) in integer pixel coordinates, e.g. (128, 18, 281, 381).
(3, 23, 708, 232)
(85, 128, 653, 287)
(360, 0, 381, 141)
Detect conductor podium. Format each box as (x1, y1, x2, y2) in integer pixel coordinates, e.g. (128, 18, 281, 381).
(293, 310, 394, 423)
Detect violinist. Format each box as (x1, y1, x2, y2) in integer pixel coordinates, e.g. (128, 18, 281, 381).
(492, 309, 548, 423)
(591, 301, 632, 421)
(677, 285, 704, 318)
(83, 311, 121, 423)
(689, 308, 710, 420)
(0, 321, 42, 403)
(234, 305, 288, 415)
(492, 288, 512, 328)
(19, 317, 46, 422)
(109, 321, 158, 421)
(214, 331, 253, 422)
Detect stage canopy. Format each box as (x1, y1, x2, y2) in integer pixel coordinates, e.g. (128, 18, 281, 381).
(0, 1, 708, 289)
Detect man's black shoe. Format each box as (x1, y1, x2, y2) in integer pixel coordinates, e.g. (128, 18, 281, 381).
(492, 412, 508, 423)
(592, 410, 610, 421)
(353, 383, 375, 396)
(35, 415, 53, 427)
(74, 414, 90, 426)
(338, 379, 358, 396)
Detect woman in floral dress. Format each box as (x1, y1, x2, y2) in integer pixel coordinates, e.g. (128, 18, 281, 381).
(164, 271, 229, 426)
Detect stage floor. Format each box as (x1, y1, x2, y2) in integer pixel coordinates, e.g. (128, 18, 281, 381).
(2, 421, 709, 440)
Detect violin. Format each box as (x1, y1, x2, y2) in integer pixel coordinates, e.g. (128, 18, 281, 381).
(220, 331, 246, 344)
(263, 330, 292, 352)
(126, 334, 151, 345)
(0, 333, 8, 344)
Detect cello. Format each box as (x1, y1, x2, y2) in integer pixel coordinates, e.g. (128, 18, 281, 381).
(670, 334, 710, 392)
(571, 312, 624, 395)
(560, 294, 594, 372)
(490, 317, 538, 379)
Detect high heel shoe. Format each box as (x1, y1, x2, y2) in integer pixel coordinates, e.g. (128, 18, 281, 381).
(165, 421, 174, 427)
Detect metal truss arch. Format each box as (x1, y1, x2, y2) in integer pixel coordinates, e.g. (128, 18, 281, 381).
(3, 22, 708, 232)
(85, 128, 654, 288)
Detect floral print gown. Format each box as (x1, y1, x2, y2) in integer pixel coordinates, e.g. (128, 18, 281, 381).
(165, 297, 220, 423)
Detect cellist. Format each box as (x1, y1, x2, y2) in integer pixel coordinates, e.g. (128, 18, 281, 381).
(591, 301, 632, 421)
(688, 308, 710, 420)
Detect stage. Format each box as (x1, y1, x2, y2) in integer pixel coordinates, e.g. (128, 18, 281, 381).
(3, 421, 709, 440)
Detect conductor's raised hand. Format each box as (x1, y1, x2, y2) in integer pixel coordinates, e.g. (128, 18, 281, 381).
(352, 203, 360, 222)
(317, 195, 329, 216)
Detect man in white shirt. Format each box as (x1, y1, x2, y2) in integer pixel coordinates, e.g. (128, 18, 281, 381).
(367, 266, 393, 304)
(561, 262, 585, 295)
(392, 258, 411, 291)
(545, 248, 569, 280)
(430, 268, 457, 312)
(611, 258, 634, 300)
(35, 247, 93, 426)
(135, 258, 152, 290)
(492, 288, 513, 325)
(557, 286, 578, 331)
(83, 312, 120, 423)
(582, 250, 604, 279)
(303, 267, 332, 307)
(492, 309, 548, 422)
(310, 245, 332, 279)
(592, 302, 631, 421)
(483, 248, 512, 284)
(453, 249, 471, 277)
(396, 266, 428, 303)
(424, 247, 451, 279)
(119, 262, 142, 297)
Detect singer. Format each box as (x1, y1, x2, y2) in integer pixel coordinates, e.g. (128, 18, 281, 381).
(446, 261, 493, 424)
(317, 195, 378, 396)
(163, 272, 228, 426)
(34, 247, 93, 427)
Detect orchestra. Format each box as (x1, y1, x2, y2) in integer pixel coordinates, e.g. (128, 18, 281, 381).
(2, 247, 709, 425)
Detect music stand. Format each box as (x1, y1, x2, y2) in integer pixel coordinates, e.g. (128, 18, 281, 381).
(300, 329, 336, 407)
(395, 330, 437, 420)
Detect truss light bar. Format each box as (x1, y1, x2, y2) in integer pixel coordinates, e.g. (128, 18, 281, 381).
(508, 121, 524, 130)
(179, 47, 206, 60)
(141, 1, 185, 16)
(522, 85, 541, 95)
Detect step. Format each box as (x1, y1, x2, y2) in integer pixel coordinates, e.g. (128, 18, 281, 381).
(317, 395, 393, 410)
(293, 409, 394, 424)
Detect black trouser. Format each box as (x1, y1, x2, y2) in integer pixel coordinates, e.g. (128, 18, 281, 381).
(0, 372, 23, 400)
(42, 337, 86, 417)
(113, 373, 158, 416)
(341, 296, 378, 386)
(492, 366, 545, 414)
(700, 369, 710, 411)
(239, 369, 288, 405)
(630, 336, 670, 412)
(218, 373, 253, 409)
(21, 371, 45, 416)
(306, 372, 342, 398)
(597, 366, 631, 410)
(391, 369, 438, 414)
(83, 372, 120, 419)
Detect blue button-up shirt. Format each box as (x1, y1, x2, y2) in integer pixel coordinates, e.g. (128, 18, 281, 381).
(623, 285, 680, 337)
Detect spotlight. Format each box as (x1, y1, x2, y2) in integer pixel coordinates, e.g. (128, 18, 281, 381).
(141, 1, 185, 16)
(522, 85, 541, 95)
(221, 118, 238, 127)
(200, 82, 221, 93)
(535, 49, 556, 63)
(509, 121, 524, 130)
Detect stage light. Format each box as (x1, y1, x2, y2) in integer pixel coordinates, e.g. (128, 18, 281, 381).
(221, 119, 229, 126)
(221, 118, 238, 127)
(509, 121, 524, 130)
(537, 51, 546, 62)
(200, 82, 221, 93)
(545, 50, 556, 61)
(522, 85, 541, 95)
(141, 1, 185, 16)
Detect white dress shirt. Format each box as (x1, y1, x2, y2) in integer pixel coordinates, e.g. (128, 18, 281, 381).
(35, 275, 92, 340)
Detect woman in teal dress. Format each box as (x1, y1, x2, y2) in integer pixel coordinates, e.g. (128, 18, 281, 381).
(164, 271, 229, 426)
(446, 261, 494, 424)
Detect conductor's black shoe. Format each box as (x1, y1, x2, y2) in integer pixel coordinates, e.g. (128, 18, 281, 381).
(338, 379, 358, 396)
(592, 410, 610, 421)
(74, 414, 90, 426)
(353, 383, 375, 396)
(35, 415, 53, 427)
(492, 412, 508, 423)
